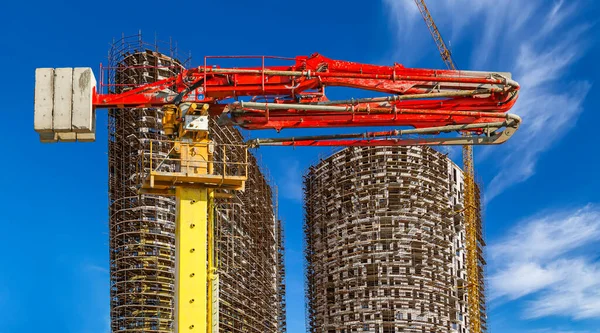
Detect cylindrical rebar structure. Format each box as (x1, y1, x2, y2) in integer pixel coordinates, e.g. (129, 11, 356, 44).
(211, 122, 287, 333)
(108, 39, 185, 333)
(108, 34, 285, 333)
(304, 146, 481, 333)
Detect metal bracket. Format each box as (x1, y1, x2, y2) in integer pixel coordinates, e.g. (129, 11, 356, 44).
(184, 115, 209, 131)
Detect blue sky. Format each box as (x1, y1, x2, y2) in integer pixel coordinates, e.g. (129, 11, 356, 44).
(1, 1, 599, 332)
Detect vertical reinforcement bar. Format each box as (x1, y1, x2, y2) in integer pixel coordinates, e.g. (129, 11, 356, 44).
(463, 144, 482, 333)
(412, 2, 485, 330)
(207, 189, 219, 333)
(175, 187, 208, 333)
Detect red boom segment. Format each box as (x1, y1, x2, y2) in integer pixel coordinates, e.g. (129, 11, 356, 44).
(93, 53, 520, 145)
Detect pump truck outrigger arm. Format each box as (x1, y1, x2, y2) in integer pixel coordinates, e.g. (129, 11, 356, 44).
(33, 53, 520, 333)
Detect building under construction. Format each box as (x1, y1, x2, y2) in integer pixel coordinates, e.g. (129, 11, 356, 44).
(304, 146, 486, 333)
(107, 34, 285, 333)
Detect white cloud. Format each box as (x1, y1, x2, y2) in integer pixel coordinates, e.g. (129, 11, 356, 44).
(488, 205, 600, 319)
(489, 205, 600, 263)
(529, 329, 595, 333)
(489, 262, 562, 300)
(525, 259, 600, 320)
(382, 0, 592, 201)
(381, 0, 422, 62)
(84, 263, 109, 274)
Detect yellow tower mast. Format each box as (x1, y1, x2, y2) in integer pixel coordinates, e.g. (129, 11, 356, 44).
(144, 102, 248, 333)
(412, 1, 484, 332)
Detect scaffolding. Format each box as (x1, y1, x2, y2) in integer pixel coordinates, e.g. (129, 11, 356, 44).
(211, 122, 287, 333)
(473, 178, 487, 333)
(304, 146, 481, 333)
(107, 33, 285, 333)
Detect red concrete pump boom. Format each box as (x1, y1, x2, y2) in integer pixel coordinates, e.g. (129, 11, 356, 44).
(32, 51, 521, 333)
(36, 53, 521, 146)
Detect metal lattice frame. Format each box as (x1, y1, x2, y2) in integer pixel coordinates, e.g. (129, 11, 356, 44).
(108, 36, 185, 332)
(108, 33, 285, 333)
(211, 122, 286, 333)
(304, 146, 477, 333)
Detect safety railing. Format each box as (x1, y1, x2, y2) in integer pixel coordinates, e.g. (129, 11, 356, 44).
(203, 55, 296, 97)
(139, 139, 249, 191)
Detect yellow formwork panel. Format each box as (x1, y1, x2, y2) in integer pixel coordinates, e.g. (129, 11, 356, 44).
(175, 187, 208, 333)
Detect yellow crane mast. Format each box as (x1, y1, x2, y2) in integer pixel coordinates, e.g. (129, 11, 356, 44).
(145, 103, 248, 333)
(412, 1, 485, 332)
